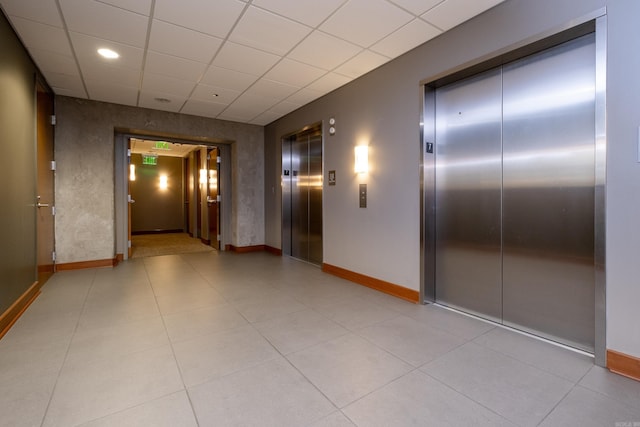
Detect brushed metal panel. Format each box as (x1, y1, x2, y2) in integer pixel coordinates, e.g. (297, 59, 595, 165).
(434, 68, 503, 322)
(291, 136, 307, 260)
(308, 132, 323, 265)
(502, 34, 596, 351)
(282, 137, 292, 257)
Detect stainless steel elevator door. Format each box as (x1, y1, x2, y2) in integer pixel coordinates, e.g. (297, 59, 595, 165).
(434, 69, 503, 322)
(502, 34, 596, 351)
(282, 127, 323, 265)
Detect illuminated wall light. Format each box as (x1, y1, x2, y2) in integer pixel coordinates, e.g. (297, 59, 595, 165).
(129, 164, 136, 181)
(354, 145, 369, 174)
(199, 169, 207, 185)
(159, 174, 168, 190)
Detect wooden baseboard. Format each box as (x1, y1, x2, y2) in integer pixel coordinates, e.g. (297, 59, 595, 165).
(322, 263, 420, 303)
(227, 244, 266, 254)
(56, 257, 118, 271)
(115, 253, 124, 265)
(0, 281, 42, 340)
(200, 238, 211, 245)
(607, 349, 640, 381)
(38, 264, 55, 273)
(265, 246, 282, 256)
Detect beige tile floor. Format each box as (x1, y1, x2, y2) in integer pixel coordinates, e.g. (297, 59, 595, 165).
(1, 251, 639, 426)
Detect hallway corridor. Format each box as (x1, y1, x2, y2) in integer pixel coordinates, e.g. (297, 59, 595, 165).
(1, 252, 639, 426)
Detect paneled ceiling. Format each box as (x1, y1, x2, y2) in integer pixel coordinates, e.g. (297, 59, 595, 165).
(0, 0, 504, 125)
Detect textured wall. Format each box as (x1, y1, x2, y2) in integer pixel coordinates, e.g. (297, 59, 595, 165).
(55, 97, 264, 263)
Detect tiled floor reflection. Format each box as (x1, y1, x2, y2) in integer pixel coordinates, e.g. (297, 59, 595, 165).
(1, 252, 639, 426)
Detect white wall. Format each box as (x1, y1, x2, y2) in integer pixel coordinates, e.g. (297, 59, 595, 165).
(265, 0, 640, 359)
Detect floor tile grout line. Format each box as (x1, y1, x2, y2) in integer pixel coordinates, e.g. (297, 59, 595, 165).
(534, 382, 579, 426)
(39, 268, 99, 427)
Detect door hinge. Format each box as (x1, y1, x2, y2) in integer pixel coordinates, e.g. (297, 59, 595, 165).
(52, 251, 56, 262)
(50, 160, 56, 171)
(50, 115, 56, 125)
(217, 156, 221, 163)
(217, 234, 221, 241)
(128, 240, 132, 248)
(127, 149, 131, 157)
(207, 154, 211, 160)
(51, 206, 56, 216)
(217, 195, 221, 202)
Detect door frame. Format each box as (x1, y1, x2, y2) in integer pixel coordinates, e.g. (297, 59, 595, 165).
(420, 11, 607, 365)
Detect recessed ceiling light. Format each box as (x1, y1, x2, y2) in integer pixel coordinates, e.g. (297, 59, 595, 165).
(212, 93, 219, 97)
(98, 48, 119, 59)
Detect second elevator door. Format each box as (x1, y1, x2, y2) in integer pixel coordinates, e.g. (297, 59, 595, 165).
(434, 34, 596, 351)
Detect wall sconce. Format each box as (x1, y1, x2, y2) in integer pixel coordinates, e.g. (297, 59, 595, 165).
(354, 145, 369, 174)
(159, 174, 168, 190)
(129, 164, 136, 181)
(199, 169, 207, 186)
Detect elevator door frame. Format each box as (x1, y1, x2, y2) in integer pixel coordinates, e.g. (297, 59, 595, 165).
(420, 13, 607, 366)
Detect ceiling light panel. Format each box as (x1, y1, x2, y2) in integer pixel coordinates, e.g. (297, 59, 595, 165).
(0, 0, 64, 27)
(212, 42, 281, 76)
(288, 31, 361, 71)
(229, 6, 312, 56)
(333, 50, 390, 79)
(320, 0, 414, 48)
(252, 0, 346, 28)
(9, 17, 73, 56)
(264, 59, 327, 88)
(144, 51, 208, 81)
(148, 20, 223, 64)
(421, 0, 504, 31)
(370, 18, 441, 58)
(200, 66, 258, 92)
(153, 0, 246, 38)
(71, 33, 144, 69)
(59, 0, 149, 47)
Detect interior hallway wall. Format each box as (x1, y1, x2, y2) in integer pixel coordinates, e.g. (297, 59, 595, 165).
(265, 0, 640, 360)
(55, 96, 264, 264)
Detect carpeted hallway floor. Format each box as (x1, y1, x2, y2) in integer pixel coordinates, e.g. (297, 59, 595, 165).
(131, 233, 215, 258)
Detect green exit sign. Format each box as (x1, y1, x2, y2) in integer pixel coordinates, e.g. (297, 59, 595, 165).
(142, 155, 157, 165)
(154, 141, 169, 150)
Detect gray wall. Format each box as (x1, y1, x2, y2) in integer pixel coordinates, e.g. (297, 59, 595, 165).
(130, 154, 184, 233)
(265, 0, 640, 359)
(55, 96, 264, 263)
(0, 12, 39, 313)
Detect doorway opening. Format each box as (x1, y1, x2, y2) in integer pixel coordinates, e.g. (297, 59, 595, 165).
(282, 124, 323, 265)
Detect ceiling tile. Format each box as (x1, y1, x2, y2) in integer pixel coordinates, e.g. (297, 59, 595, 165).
(153, 0, 245, 38)
(212, 42, 281, 76)
(252, 0, 345, 28)
(149, 20, 223, 64)
(181, 99, 228, 119)
(53, 86, 88, 98)
(334, 50, 389, 79)
(59, 0, 148, 47)
(250, 110, 281, 126)
(320, 0, 413, 47)
(145, 51, 207, 81)
(269, 100, 303, 116)
(264, 59, 326, 88)
(191, 83, 241, 105)
(98, 0, 152, 15)
(288, 31, 361, 71)
(286, 88, 324, 105)
(138, 92, 186, 112)
(200, 66, 258, 92)
(307, 72, 352, 93)
(250, 79, 299, 100)
(45, 72, 85, 94)
(1, 0, 63, 27)
(28, 48, 79, 77)
(70, 32, 144, 70)
(421, 0, 504, 31)
(80, 63, 141, 87)
(370, 18, 441, 58)
(226, 91, 279, 116)
(388, 0, 443, 15)
(141, 72, 197, 98)
(9, 17, 72, 56)
(85, 80, 138, 105)
(229, 6, 312, 56)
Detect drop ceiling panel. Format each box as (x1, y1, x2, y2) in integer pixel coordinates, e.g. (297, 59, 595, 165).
(252, 0, 345, 28)
(9, 17, 72, 56)
(213, 42, 281, 76)
(288, 31, 361, 71)
(80, 63, 141, 87)
(334, 50, 390, 79)
(28, 49, 79, 77)
(388, 0, 444, 15)
(227, 92, 280, 116)
(250, 110, 282, 126)
(307, 73, 352, 93)
(181, 99, 228, 119)
(200, 66, 258, 92)
(250, 79, 299, 100)
(59, 0, 149, 47)
(53, 86, 87, 99)
(371, 18, 441, 58)
(264, 59, 326, 88)
(191, 83, 241, 104)
(46, 72, 85, 94)
(145, 51, 207, 81)
(230, 6, 311, 56)
(141, 72, 197, 98)
(138, 92, 186, 113)
(70, 32, 144, 70)
(0, 0, 63, 27)
(149, 20, 223, 64)
(153, 0, 245, 38)
(269, 100, 303, 116)
(98, 0, 152, 15)
(421, 0, 503, 31)
(320, 0, 414, 48)
(85, 80, 138, 106)
(286, 88, 324, 105)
